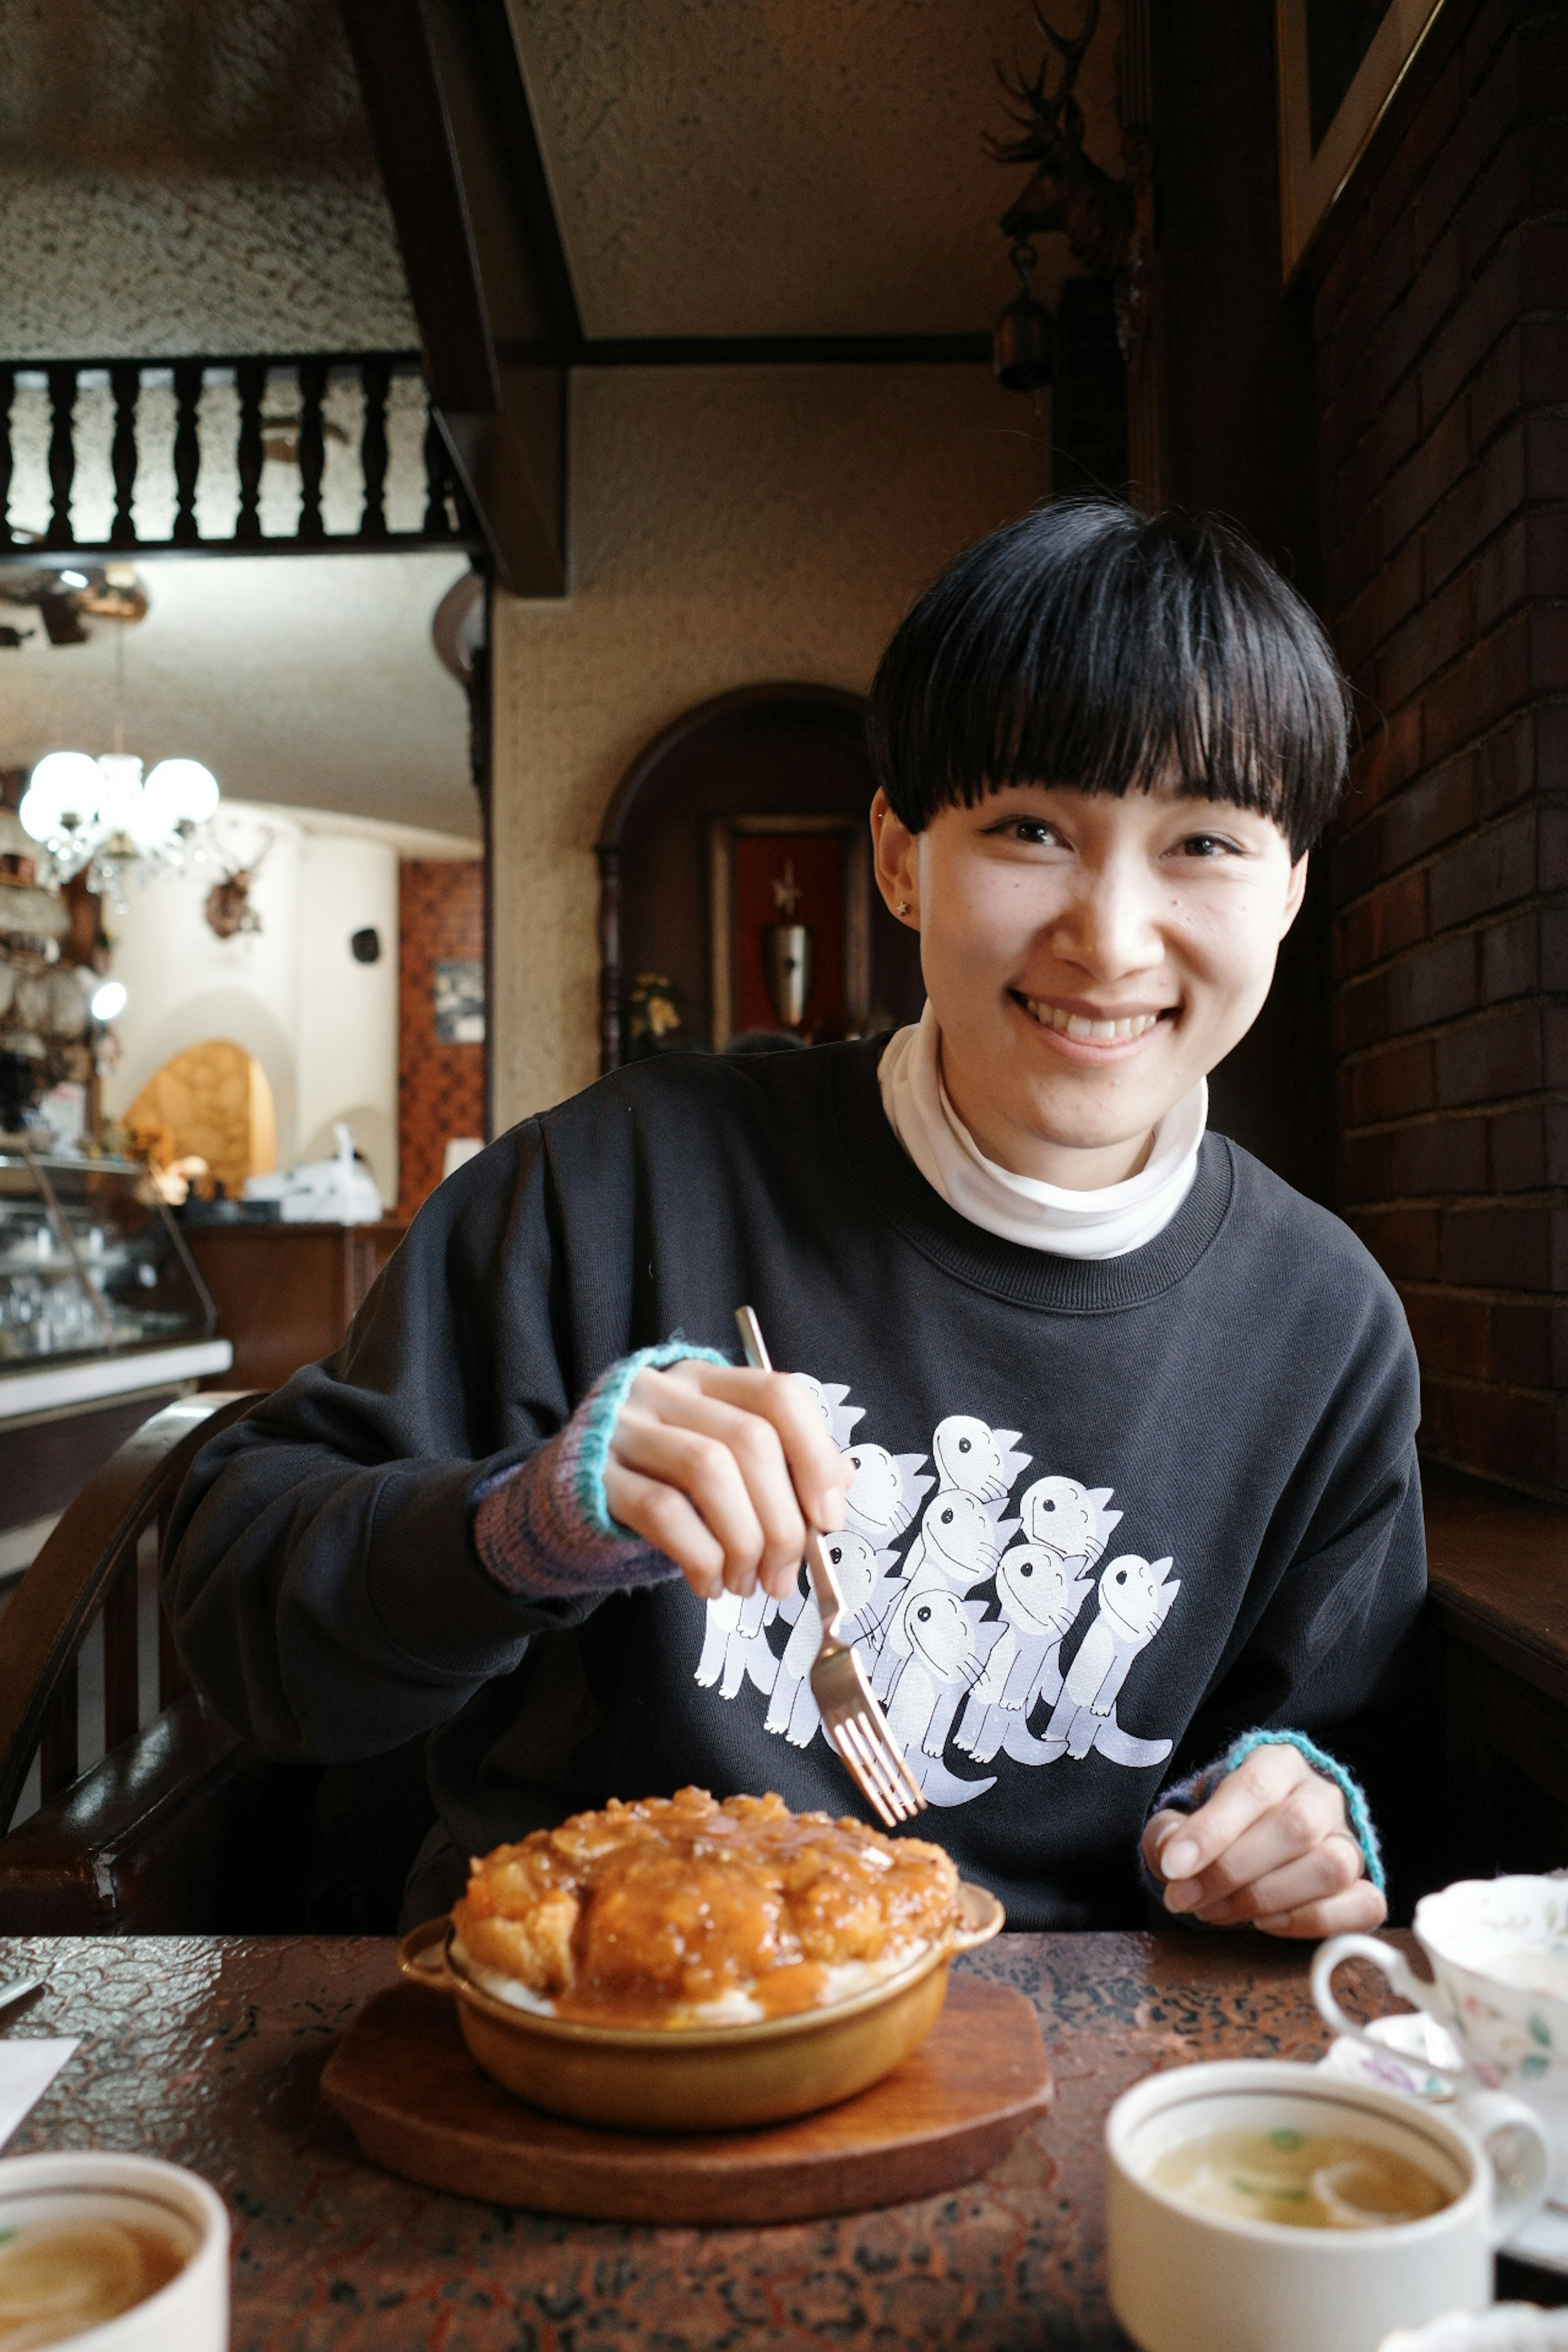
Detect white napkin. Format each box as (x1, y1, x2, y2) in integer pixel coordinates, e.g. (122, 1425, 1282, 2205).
(0, 2040, 78, 2149)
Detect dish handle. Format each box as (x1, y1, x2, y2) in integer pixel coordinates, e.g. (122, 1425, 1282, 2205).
(950, 1880, 1006, 1953)
(397, 1916, 460, 1996)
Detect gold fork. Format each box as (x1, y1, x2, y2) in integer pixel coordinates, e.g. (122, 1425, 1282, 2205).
(735, 1306, 927, 1829)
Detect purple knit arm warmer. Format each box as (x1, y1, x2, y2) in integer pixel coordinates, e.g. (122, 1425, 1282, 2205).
(472, 1343, 729, 1602)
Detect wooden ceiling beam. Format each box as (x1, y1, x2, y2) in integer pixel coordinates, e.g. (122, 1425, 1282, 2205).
(339, 0, 567, 595)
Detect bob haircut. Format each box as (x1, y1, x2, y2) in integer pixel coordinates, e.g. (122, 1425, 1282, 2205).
(867, 499, 1350, 861)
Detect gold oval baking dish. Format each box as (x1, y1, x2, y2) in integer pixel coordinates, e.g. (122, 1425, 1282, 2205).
(398, 1877, 1004, 2133)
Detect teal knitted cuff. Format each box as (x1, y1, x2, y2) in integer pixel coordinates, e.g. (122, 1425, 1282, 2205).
(1223, 1728, 1386, 1896)
(572, 1341, 731, 1539)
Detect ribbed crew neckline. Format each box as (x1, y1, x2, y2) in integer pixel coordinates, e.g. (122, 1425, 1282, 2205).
(827, 1036, 1236, 1314)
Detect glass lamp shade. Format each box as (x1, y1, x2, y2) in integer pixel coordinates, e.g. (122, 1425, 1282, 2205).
(143, 758, 219, 831)
(19, 751, 103, 841)
(94, 753, 147, 842)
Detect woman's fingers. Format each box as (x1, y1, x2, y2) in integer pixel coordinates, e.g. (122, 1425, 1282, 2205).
(1160, 1771, 1346, 1915)
(610, 1408, 775, 1595)
(1253, 1868, 1388, 1940)
(1147, 1743, 1313, 1889)
(599, 1460, 728, 1600)
(664, 1362, 851, 1530)
(619, 1378, 808, 1597)
(1187, 1832, 1367, 1927)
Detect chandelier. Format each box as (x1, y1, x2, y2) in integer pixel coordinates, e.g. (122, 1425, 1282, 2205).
(19, 749, 219, 905)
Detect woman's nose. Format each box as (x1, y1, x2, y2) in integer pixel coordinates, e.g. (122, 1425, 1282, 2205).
(1049, 860, 1165, 977)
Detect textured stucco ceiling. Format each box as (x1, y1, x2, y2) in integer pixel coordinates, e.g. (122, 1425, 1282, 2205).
(505, 0, 1125, 338)
(0, 0, 415, 359)
(0, 552, 477, 840)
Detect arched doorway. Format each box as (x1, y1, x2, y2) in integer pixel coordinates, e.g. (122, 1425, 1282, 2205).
(126, 1040, 276, 1197)
(595, 684, 924, 1073)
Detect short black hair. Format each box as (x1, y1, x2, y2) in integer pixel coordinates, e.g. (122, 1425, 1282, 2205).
(867, 499, 1349, 860)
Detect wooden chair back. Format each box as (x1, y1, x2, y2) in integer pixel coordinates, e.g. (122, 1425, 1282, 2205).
(0, 1391, 263, 1833)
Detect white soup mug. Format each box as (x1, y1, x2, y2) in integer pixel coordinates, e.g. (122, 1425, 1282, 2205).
(0, 2148, 228, 2352)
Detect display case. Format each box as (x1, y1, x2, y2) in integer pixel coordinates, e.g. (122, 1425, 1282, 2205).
(0, 1135, 217, 1371)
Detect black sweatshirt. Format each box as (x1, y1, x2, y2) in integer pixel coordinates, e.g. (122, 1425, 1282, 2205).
(162, 1039, 1426, 1929)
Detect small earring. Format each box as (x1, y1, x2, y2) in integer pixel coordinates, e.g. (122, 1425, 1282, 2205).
(895, 898, 911, 917)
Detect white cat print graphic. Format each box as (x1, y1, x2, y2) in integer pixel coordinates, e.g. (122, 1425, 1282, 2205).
(695, 1374, 1182, 1809)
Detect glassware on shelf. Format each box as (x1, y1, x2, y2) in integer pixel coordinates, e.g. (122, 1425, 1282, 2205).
(0, 1136, 216, 1371)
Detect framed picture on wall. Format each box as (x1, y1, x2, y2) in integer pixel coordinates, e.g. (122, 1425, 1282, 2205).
(708, 815, 873, 1050)
(1276, 0, 1447, 277)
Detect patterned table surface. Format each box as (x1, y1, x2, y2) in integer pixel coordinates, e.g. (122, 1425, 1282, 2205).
(0, 1931, 1343, 2350)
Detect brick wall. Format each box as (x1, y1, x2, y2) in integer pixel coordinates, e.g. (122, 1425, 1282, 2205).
(1314, 0, 1568, 1499)
(397, 859, 485, 1220)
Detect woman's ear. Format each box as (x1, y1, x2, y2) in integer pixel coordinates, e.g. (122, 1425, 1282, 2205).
(870, 789, 919, 925)
(1279, 851, 1310, 939)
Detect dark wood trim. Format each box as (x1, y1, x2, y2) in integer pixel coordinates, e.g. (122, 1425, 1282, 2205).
(338, 0, 566, 595)
(464, 0, 584, 361)
(1424, 1464, 1568, 1711)
(492, 335, 996, 368)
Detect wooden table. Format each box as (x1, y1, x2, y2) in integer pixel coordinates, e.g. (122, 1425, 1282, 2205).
(0, 1928, 1443, 2351)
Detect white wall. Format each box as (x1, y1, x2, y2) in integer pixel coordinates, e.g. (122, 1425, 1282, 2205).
(102, 804, 402, 1205)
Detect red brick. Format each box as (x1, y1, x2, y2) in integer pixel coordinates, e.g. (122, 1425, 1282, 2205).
(1324, 503, 1381, 611)
(1337, 536, 1425, 677)
(1549, 1104, 1568, 1187)
(1477, 712, 1537, 819)
(1378, 569, 1474, 710)
(1380, 395, 1470, 557)
(1392, 1114, 1488, 1195)
(1547, 808, 1568, 889)
(1443, 1383, 1558, 1492)
(1336, 969, 1389, 1053)
(1369, 39, 1469, 257)
(1425, 420, 1527, 589)
(1331, 814, 1384, 907)
(1343, 1036, 1437, 1123)
(1336, 866, 1428, 976)
(1380, 753, 1476, 871)
(1386, 932, 1478, 1031)
(1419, 232, 1521, 432)
(1526, 416, 1568, 506)
(1545, 905, 1568, 991)
(1510, 16, 1568, 117)
(1492, 1301, 1557, 1390)
(1352, 1205, 1441, 1281)
(1401, 1286, 1494, 1378)
(1413, 37, 1513, 252)
(1346, 701, 1424, 815)
(1463, 119, 1560, 276)
(1423, 613, 1531, 766)
(1472, 512, 1531, 635)
(1366, 223, 1468, 408)
(1550, 1004, 1568, 1090)
(1519, 316, 1568, 408)
(1434, 1002, 1544, 1104)
(1430, 809, 1536, 927)
(1518, 218, 1568, 308)
(1315, 203, 1374, 343)
(1490, 1105, 1549, 1191)
(1338, 1128, 1393, 1204)
(1335, 214, 1418, 379)
(1443, 1202, 1555, 1290)
(1480, 909, 1540, 1002)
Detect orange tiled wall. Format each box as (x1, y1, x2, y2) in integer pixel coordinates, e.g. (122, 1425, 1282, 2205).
(398, 860, 484, 1219)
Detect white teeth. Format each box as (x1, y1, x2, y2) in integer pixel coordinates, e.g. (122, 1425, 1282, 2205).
(1023, 999, 1163, 1042)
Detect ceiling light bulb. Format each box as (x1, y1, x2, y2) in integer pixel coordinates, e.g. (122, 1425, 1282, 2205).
(58, 570, 89, 590)
(20, 751, 103, 841)
(90, 979, 128, 1022)
(143, 757, 219, 831)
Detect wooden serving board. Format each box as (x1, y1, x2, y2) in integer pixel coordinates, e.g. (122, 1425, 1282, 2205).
(322, 1977, 1052, 2225)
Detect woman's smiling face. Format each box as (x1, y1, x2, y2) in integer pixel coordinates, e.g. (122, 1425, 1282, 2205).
(872, 777, 1308, 1189)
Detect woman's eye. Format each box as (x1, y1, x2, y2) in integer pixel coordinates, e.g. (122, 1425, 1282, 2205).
(1174, 833, 1239, 858)
(994, 818, 1062, 846)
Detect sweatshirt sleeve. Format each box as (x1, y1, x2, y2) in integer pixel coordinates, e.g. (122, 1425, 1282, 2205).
(160, 1122, 635, 1765)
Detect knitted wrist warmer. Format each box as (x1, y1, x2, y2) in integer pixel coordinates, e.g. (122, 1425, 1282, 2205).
(473, 1341, 730, 1601)
(1139, 1728, 1385, 1910)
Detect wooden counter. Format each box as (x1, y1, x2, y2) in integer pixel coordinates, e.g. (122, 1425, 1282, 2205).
(183, 1220, 408, 1392)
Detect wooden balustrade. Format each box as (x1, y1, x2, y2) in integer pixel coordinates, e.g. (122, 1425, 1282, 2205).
(0, 353, 481, 558)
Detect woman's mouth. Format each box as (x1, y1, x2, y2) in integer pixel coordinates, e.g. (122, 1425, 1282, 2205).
(1014, 994, 1174, 1043)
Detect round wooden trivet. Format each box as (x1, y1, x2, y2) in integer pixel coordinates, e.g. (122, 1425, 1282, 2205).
(322, 1976, 1052, 2225)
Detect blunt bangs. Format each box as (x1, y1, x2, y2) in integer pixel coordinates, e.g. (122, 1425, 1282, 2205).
(867, 500, 1350, 860)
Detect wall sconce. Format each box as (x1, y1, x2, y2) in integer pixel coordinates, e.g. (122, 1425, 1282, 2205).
(993, 240, 1054, 392)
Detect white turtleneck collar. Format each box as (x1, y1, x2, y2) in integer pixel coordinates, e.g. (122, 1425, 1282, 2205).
(878, 1002, 1207, 1261)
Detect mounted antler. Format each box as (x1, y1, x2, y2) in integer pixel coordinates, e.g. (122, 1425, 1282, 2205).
(988, 0, 1155, 366)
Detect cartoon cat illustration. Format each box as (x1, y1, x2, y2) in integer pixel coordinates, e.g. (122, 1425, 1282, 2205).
(1018, 1475, 1120, 1566)
(694, 1585, 780, 1699)
(795, 1374, 865, 1452)
(842, 1443, 932, 1542)
(869, 1488, 1001, 1695)
(880, 1587, 993, 1802)
(764, 1532, 887, 1747)
(955, 1544, 1094, 1763)
(1037, 1553, 1180, 1765)
(930, 1415, 1030, 1503)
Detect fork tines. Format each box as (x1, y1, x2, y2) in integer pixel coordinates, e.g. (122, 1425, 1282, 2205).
(830, 1709, 925, 1827)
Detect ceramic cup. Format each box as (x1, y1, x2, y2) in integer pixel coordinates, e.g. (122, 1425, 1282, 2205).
(1105, 2060, 1549, 2352)
(0, 2148, 228, 2352)
(1315, 1877, 1568, 2203)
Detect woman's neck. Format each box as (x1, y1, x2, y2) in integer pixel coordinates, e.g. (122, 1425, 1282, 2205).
(939, 1044, 1156, 1192)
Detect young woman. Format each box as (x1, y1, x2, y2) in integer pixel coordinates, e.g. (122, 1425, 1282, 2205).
(164, 501, 1420, 1936)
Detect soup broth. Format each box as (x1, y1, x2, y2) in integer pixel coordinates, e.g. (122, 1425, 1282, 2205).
(0, 2217, 189, 2349)
(1149, 2125, 1453, 2231)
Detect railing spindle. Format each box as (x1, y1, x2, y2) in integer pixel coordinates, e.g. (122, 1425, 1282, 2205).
(45, 365, 77, 548)
(38, 1670, 78, 1802)
(0, 366, 13, 551)
(297, 359, 326, 541)
(422, 401, 453, 537)
(109, 363, 140, 546)
(359, 356, 390, 539)
(172, 361, 203, 545)
(235, 359, 264, 544)
(102, 1552, 140, 1750)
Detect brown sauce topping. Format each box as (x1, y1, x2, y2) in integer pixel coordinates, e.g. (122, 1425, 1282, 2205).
(453, 1787, 962, 2027)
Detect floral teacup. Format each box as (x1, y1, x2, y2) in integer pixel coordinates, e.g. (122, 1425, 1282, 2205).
(1315, 1877, 1568, 2205)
